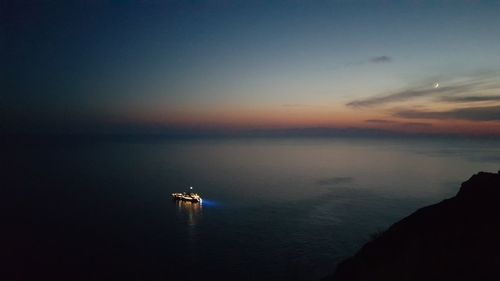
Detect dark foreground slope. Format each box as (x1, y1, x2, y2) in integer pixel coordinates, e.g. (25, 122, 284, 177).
(330, 171, 500, 281)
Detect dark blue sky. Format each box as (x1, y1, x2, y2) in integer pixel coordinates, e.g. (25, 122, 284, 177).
(2, 1, 500, 135)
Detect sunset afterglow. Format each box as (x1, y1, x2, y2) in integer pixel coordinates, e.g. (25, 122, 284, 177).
(3, 1, 500, 136)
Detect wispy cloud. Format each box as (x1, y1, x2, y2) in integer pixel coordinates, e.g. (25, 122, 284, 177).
(369, 56, 392, 64)
(346, 71, 500, 108)
(395, 105, 500, 121)
(365, 119, 398, 124)
(403, 122, 433, 128)
(343, 55, 394, 68)
(440, 95, 500, 103)
(364, 119, 432, 128)
(347, 83, 481, 107)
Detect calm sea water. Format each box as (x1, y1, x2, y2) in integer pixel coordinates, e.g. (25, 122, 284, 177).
(3, 136, 500, 280)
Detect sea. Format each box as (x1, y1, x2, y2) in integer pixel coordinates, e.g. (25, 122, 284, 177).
(3, 136, 500, 281)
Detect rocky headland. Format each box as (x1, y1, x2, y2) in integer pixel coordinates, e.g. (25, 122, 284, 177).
(329, 171, 500, 281)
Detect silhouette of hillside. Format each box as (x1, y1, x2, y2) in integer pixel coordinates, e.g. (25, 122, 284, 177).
(328, 171, 500, 281)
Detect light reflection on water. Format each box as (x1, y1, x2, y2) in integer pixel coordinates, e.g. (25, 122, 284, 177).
(175, 200, 202, 227)
(175, 200, 203, 261)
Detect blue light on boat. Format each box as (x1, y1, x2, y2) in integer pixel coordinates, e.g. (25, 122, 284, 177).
(200, 199, 217, 207)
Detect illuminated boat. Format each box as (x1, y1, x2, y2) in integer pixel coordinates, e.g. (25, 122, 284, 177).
(172, 187, 202, 203)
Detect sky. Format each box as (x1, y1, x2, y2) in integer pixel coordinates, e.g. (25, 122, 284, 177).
(2, 0, 500, 136)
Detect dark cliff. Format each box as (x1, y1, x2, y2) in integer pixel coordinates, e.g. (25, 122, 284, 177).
(330, 171, 500, 281)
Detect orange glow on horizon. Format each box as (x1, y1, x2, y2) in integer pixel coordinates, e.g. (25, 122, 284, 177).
(114, 104, 500, 136)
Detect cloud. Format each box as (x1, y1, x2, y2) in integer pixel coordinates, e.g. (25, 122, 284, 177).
(364, 119, 432, 128)
(440, 95, 500, 103)
(402, 122, 433, 128)
(395, 105, 500, 121)
(342, 55, 394, 68)
(369, 56, 392, 63)
(347, 72, 500, 108)
(347, 83, 481, 107)
(365, 119, 398, 124)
